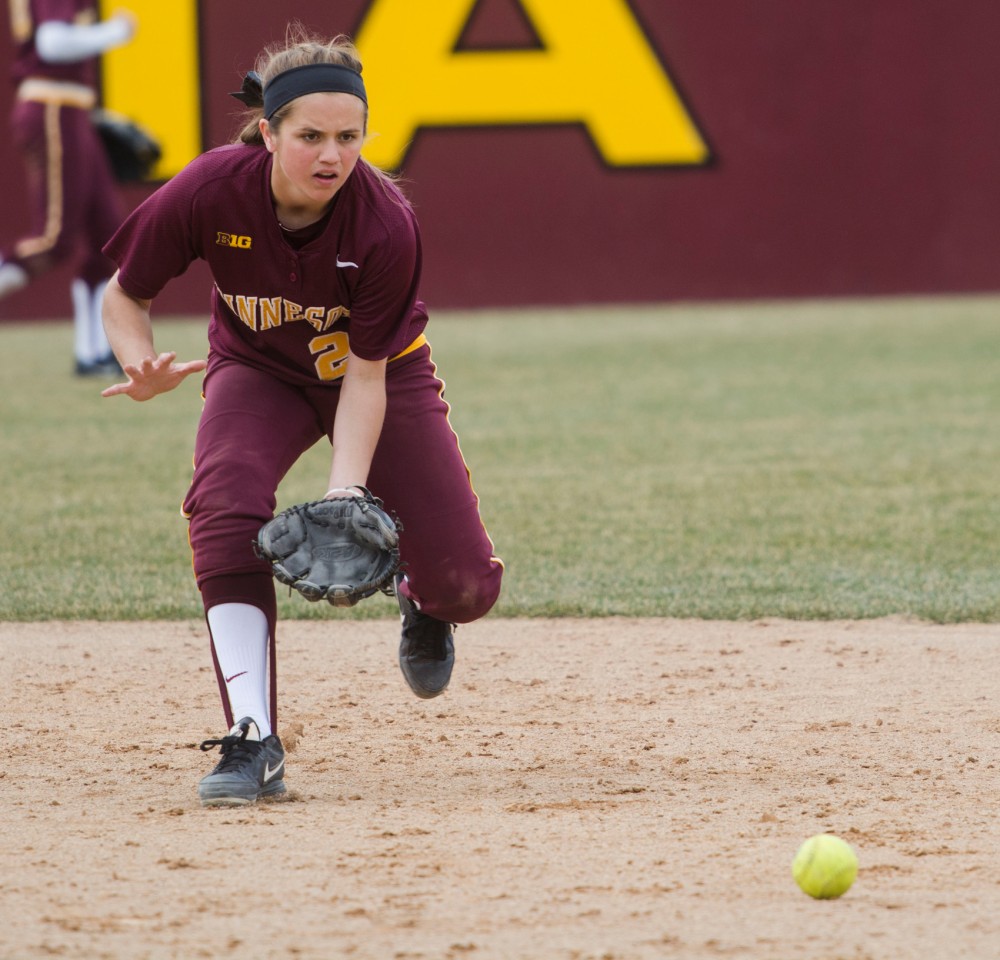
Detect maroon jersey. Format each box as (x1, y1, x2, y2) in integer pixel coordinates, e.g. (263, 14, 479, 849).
(8, 0, 99, 86)
(104, 144, 429, 386)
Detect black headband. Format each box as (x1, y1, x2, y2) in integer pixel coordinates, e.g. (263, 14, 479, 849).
(230, 64, 368, 118)
(265, 63, 366, 119)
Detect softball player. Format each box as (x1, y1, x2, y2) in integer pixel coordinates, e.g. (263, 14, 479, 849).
(100, 29, 504, 807)
(1, 0, 135, 374)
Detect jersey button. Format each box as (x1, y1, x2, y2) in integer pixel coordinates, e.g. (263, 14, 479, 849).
(289, 272, 297, 281)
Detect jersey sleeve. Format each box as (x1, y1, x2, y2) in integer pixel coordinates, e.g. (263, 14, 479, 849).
(35, 16, 133, 64)
(24, 0, 83, 33)
(346, 208, 424, 361)
(102, 161, 205, 300)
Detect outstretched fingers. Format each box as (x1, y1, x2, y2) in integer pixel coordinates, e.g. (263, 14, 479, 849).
(100, 351, 207, 400)
(175, 358, 209, 377)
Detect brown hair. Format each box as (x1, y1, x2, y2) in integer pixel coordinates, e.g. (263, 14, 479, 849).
(232, 24, 404, 194)
(235, 26, 366, 145)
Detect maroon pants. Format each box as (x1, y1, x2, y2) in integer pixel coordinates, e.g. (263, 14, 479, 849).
(184, 345, 504, 627)
(5, 99, 123, 285)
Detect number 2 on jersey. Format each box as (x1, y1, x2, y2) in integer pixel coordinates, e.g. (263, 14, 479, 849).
(309, 332, 350, 381)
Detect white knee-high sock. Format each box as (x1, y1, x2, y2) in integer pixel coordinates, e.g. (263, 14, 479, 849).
(207, 603, 272, 738)
(0, 261, 28, 299)
(71, 278, 95, 363)
(90, 279, 112, 357)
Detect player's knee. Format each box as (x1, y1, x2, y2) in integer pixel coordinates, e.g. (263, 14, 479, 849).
(186, 444, 276, 519)
(437, 561, 503, 624)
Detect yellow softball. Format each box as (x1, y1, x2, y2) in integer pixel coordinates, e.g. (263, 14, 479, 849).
(792, 834, 858, 899)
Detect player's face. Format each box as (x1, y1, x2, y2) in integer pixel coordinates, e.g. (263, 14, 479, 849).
(261, 92, 366, 213)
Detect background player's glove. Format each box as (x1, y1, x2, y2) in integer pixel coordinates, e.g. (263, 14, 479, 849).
(255, 491, 402, 608)
(92, 109, 161, 182)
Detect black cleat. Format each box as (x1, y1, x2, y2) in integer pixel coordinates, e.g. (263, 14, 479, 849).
(397, 576, 455, 699)
(197, 718, 286, 807)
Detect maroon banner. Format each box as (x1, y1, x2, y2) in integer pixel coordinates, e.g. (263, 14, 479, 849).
(1, 0, 997, 321)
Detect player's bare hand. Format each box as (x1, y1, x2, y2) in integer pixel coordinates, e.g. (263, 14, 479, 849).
(101, 352, 207, 401)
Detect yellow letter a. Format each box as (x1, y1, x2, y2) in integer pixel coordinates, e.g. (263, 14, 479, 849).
(356, 0, 709, 169)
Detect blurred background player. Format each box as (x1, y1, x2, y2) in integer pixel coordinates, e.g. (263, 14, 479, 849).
(0, 1, 136, 375)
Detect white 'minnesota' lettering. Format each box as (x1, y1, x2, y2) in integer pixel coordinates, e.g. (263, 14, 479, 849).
(217, 286, 351, 332)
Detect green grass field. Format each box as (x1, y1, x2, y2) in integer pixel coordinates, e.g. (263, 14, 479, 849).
(1, 294, 997, 621)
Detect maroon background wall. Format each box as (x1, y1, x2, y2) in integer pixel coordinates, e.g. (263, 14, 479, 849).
(1, 0, 997, 321)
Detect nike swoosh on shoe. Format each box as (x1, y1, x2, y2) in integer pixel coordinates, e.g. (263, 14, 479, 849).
(264, 758, 285, 782)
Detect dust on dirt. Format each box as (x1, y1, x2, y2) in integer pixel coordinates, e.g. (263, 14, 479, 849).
(4, 617, 999, 959)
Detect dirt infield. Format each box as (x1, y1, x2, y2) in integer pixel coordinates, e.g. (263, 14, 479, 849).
(4, 617, 999, 960)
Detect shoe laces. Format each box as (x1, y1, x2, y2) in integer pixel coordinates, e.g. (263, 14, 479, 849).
(199, 726, 263, 771)
(403, 611, 455, 661)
